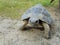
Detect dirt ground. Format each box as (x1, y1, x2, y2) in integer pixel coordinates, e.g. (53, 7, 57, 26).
(0, 7, 60, 45)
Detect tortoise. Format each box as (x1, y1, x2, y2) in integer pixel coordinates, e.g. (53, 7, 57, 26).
(20, 4, 54, 39)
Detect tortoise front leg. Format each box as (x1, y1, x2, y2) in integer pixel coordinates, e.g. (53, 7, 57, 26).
(42, 22, 51, 39)
(20, 20, 28, 30)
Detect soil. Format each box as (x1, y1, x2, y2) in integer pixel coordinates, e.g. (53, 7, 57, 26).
(0, 7, 60, 45)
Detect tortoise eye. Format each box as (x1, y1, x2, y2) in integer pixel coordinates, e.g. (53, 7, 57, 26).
(35, 21, 38, 23)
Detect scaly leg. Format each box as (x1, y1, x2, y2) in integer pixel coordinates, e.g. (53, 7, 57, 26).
(20, 20, 28, 30)
(43, 22, 51, 39)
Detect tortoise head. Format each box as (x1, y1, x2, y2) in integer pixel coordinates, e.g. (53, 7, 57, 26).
(29, 18, 39, 25)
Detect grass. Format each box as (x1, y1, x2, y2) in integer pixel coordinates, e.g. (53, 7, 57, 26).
(0, 0, 58, 19)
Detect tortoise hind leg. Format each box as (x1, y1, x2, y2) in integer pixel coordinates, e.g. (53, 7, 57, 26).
(42, 22, 51, 39)
(20, 20, 28, 30)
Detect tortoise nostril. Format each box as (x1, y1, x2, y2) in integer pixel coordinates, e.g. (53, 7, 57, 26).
(30, 20, 31, 22)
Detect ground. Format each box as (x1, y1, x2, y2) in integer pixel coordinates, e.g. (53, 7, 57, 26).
(0, 7, 60, 45)
(0, 0, 59, 45)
